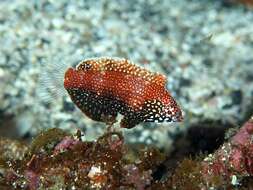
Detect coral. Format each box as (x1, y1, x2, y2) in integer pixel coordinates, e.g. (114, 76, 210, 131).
(64, 57, 183, 128)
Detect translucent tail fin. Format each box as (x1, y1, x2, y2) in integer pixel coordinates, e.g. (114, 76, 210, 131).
(36, 57, 69, 104)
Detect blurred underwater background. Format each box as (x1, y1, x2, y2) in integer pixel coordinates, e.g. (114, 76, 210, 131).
(0, 0, 253, 189)
(1, 0, 253, 147)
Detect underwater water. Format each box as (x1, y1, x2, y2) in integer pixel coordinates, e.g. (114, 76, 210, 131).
(0, 0, 253, 189)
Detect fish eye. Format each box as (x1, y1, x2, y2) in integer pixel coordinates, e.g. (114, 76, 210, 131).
(76, 61, 92, 71)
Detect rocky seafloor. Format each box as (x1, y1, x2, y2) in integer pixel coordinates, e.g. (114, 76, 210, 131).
(0, 115, 253, 189)
(0, 0, 253, 149)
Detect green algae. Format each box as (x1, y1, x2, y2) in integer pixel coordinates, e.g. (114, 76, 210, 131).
(28, 128, 69, 156)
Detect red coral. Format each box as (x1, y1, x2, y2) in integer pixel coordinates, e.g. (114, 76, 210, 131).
(64, 57, 183, 128)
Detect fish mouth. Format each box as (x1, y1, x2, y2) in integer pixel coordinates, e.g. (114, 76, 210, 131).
(164, 105, 183, 122)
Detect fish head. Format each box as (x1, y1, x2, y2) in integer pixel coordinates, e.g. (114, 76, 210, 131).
(161, 94, 183, 122)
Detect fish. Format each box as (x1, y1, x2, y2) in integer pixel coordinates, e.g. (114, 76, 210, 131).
(64, 57, 183, 128)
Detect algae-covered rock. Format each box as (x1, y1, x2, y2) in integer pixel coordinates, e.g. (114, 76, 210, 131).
(0, 128, 163, 190)
(0, 0, 253, 150)
(1, 117, 253, 190)
(0, 138, 28, 162)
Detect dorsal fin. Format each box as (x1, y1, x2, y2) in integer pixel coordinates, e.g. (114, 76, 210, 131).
(152, 73, 167, 87)
(76, 57, 166, 86)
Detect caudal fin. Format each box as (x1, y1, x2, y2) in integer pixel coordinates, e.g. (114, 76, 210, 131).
(36, 57, 69, 104)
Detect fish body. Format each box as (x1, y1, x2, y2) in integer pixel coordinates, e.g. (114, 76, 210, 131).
(64, 57, 182, 128)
